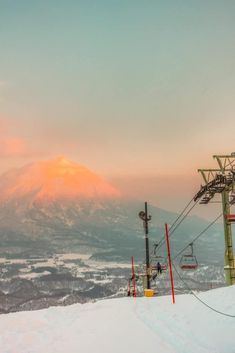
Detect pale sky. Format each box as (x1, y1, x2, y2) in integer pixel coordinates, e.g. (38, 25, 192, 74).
(1, 0, 235, 217)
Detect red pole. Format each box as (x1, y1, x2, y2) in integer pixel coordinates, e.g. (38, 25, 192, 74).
(165, 223, 175, 304)
(131, 256, 136, 297)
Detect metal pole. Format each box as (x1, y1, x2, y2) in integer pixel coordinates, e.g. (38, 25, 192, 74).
(221, 190, 235, 285)
(144, 202, 151, 290)
(131, 256, 136, 297)
(138, 202, 151, 291)
(165, 223, 175, 304)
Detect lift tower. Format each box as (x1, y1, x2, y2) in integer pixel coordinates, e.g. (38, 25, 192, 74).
(194, 153, 235, 285)
(139, 202, 151, 290)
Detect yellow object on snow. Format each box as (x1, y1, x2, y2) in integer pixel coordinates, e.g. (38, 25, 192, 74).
(144, 289, 154, 297)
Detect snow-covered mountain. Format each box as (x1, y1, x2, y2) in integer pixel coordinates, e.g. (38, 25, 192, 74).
(0, 156, 224, 262)
(0, 156, 224, 263)
(0, 156, 122, 240)
(1, 285, 235, 353)
(0, 155, 120, 204)
(0, 157, 227, 312)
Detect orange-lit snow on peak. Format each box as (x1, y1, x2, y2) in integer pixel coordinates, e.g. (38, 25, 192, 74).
(0, 156, 121, 202)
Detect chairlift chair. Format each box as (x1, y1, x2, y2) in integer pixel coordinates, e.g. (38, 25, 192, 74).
(152, 256, 168, 271)
(152, 242, 168, 271)
(179, 243, 198, 270)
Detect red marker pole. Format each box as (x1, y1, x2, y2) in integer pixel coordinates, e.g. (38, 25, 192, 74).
(131, 256, 136, 297)
(165, 223, 175, 304)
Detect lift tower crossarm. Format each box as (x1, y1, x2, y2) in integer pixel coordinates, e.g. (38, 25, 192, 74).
(197, 169, 221, 185)
(194, 169, 226, 203)
(213, 154, 235, 173)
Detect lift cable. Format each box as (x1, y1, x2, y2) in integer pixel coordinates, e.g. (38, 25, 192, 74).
(172, 196, 235, 261)
(173, 212, 223, 260)
(169, 197, 196, 231)
(157, 200, 194, 250)
(156, 197, 201, 253)
(172, 263, 235, 318)
(156, 196, 195, 250)
(169, 197, 196, 232)
(169, 198, 201, 237)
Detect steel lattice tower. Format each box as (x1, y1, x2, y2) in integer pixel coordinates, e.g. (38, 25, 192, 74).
(194, 153, 235, 285)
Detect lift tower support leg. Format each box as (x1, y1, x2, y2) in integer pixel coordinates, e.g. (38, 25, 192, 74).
(222, 189, 235, 285)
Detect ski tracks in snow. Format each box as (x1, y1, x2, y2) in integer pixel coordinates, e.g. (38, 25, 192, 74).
(133, 294, 234, 353)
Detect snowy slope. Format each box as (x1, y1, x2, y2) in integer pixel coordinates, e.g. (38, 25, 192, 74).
(0, 286, 235, 353)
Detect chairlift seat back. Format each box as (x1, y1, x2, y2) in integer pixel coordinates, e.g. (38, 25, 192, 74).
(180, 255, 198, 270)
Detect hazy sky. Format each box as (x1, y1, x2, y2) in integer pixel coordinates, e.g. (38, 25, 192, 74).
(1, 1, 235, 216)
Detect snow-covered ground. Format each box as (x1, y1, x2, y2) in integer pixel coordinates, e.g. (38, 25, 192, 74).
(0, 285, 235, 353)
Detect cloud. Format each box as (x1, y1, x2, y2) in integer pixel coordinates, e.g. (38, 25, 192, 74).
(0, 117, 31, 157)
(0, 137, 29, 157)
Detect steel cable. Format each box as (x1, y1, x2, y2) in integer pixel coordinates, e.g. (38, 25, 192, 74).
(172, 263, 235, 318)
(156, 197, 200, 253)
(173, 213, 223, 260)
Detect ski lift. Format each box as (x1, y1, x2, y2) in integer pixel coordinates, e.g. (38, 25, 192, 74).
(152, 243, 168, 271)
(151, 256, 168, 271)
(179, 243, 198, 270)
(156, 256, 168, 271)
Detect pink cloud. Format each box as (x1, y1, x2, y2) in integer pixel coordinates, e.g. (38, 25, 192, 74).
(0, 137, 29, 157)
(0, 117, 31, 157)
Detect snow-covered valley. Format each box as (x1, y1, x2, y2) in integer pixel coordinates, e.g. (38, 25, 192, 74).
(0, 251, 225, 313)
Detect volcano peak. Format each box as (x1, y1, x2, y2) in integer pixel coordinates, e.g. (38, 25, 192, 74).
(0, 157, 121, 203)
